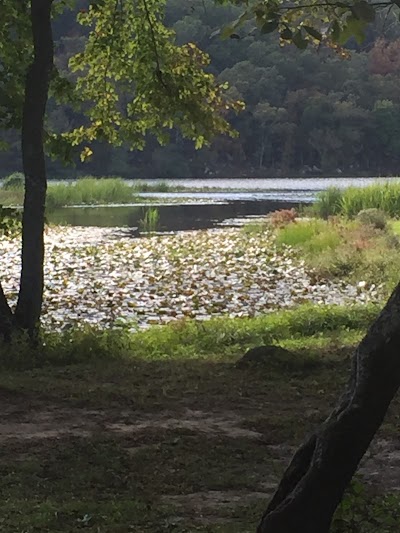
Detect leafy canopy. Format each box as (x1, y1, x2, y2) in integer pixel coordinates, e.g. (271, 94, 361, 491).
(0, 0, 243, 161)
(216, 0, 399, 53)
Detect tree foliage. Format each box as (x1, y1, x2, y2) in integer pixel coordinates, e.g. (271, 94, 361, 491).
(1, 0, 241, 165)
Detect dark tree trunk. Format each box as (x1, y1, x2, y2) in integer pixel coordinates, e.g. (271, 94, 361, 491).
(0, 283, 13, 341)
(14, 0, 53, 335)
(257, 282, 400, 533)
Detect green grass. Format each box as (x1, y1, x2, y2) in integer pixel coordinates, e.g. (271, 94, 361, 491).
(274, 218, 400, 291)
(0, 177, 139, 208)
(240, 221, 269, 234)
(130, 180, 187, 193)
(0, 304, 399, 531)
(0, 303, 379, 369)
(46, 177, 137, 208)
(315, 183, 400, 218)
(275, 219, 341, 252)
(139, 206, 160, 233)
(389, 219, 400, 235)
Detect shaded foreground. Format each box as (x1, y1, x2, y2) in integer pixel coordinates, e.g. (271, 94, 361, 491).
(1, 308, 400, 532)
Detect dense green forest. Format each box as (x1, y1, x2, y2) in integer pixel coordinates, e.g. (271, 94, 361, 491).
(2, 0, 400, 178)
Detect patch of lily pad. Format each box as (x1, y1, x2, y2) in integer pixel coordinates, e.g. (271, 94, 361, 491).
(1, 226, 382, 331)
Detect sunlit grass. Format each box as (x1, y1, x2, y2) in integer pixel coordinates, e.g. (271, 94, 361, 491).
(46, 177, 137, 208)
(315, 183, 400, 218)
(274, 217, 400, 291)
(275, 219, 341, 253)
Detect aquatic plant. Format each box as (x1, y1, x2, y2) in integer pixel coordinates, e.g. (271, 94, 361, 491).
(314, 183, 400, 218)
(46, 177, 136, 209)
(139, 207, 160, 233)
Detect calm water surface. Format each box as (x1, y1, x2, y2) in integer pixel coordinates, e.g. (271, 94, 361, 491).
(129, 176, 400, 190)
(48, 176, 400, 231)
(49, 199, 300, 231)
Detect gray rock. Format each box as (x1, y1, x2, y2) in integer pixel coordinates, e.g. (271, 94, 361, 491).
(236, 345, 294, 368)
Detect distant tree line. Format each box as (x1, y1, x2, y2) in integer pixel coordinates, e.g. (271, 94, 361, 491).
(1, 0, 400, 178)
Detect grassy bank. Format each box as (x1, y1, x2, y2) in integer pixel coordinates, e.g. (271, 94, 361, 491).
(2, 303, 379, 368)
(0, 176, 139, 208)
(314, 183, 400, 218)
(0, 175, 229, 208)
(271, 216, 400, 292)
(46, 178, 137, 208)
(0, 305, 398, 532)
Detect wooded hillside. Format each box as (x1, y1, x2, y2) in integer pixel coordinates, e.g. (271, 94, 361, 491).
(1, 0, 400, 178)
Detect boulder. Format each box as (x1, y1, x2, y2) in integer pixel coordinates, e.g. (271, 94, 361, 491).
(236, 345, 294, 368)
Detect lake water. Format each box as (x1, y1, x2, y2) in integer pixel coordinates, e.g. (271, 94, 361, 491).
(48, 176, 400, 230)
(49, 199, 301, 231)
(130, 176, 400, 190)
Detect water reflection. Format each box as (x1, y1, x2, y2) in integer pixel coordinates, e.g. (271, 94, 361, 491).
(48, 199, 301, 231)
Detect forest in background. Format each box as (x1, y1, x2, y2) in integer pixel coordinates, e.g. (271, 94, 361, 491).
(1, 0, 400, 179)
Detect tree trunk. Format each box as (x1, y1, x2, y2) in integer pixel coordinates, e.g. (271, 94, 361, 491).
(14, 0, 53, 335)
(257, 282, 400, 533)
(0, 282, 14, 341)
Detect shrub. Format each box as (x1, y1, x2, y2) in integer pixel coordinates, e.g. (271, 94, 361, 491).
(356, 208, 387, 230)
(0, 205, 22, 236)
(269, 208, 297, 228)
(2, 172, 24, 190)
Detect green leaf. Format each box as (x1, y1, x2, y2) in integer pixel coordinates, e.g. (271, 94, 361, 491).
(260, 19, 279, 34)
(220, 25, 236, 39)
(231, 10, 254, 29)
(339, 15, 366, 44)
(303, 26, 322, 41)
(292, 30, 308, 49)
(352, 1, 376, 22)
(280, 28, 293, 40)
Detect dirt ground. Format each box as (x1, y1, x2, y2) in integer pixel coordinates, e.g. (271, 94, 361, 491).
(0, 351, 399, 532)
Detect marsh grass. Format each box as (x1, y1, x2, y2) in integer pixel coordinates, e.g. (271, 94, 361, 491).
(2, 172, 24, 190)
(46, 177, 136, 208)
(139, 206, 160, 233)
(130, 180, 187, 193)
(315, 183, 400, 218)
(275, 219, 342, 253)
(275, 218, 400, 290)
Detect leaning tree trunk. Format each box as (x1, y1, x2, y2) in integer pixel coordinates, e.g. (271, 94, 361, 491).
(257, 282, 400, 533)
(13, 0, 53, 336)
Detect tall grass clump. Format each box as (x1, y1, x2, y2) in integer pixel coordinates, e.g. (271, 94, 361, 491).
(315, 182, 400, 218)
(314, 187, 343, 218)
(341, 182, 400, 217)
(2, 172, 24, 191)
(139, 207, 160, 233)
(131, 180, 185, 193)
(46, 177, 135, 209)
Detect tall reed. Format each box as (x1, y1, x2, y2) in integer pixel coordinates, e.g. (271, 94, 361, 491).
(139, 207, 160, 233)
(314, 182, 400, 218)
(46, 177, 135, 209)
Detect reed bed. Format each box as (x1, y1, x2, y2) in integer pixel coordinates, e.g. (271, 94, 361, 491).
(315, 183, 400, 218)
(46, 177, 136, 208)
